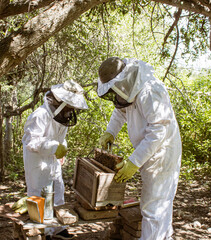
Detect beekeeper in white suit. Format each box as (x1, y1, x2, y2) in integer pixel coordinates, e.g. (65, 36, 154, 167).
(98, 57, 182, 240)
(22, 80, 88, 204)
(22, 80, 88, 239)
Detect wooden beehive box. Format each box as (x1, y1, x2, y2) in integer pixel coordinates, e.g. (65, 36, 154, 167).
(73, 157, 126, 209)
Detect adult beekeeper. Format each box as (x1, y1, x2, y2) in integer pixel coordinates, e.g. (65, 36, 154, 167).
(98, 57, 182, 240)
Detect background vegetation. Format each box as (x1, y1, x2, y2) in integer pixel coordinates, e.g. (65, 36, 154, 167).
(0, 1, 210, 183)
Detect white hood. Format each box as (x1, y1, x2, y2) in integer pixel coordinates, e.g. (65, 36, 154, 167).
(51, 80, 88, 110)
(97, 58, 156, 103)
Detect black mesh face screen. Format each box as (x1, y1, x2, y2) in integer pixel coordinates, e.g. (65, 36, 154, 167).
(113, 94, 132, 109)
(46, 91, 77, 127)
(53, 107, 77, 127)
(100, 88, 132, 109)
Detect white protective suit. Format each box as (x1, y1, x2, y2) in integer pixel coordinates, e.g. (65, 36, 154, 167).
(22, 80, 88, 206)
(98, 59, 182, 240)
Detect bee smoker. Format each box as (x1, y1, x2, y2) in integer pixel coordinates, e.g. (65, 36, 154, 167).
(41, 181, 54, 220)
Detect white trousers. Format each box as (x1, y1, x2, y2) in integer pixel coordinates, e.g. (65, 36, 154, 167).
(139, 145, 181, 240)
(25, 159, 65, 206)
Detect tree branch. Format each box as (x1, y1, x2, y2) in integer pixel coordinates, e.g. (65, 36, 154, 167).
(163, 24, 180, 82)
(132, 0, 139, 58)
(100, 4, 110, 58)
(3, 87, 49, 117)
(153, 0, 211, 17)
(163, 8, 182, 48)
(150, 3, 162, 51)
(210, 17, 211, 50)
(191, 0, 211, 11)
(0, 0, 57, 19)
(166, 76, 197, 114)
(0, 0, 109, 79)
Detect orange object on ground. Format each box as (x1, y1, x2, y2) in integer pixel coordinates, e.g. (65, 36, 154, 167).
(26, 196, 45, 223)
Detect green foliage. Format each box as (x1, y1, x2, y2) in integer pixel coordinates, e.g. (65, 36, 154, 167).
(180, 161, 211, 180)
(180, 15, 210, 58)
(0, 11, 38, 40)
(6, 109, 33, 178)
(168, 69, 211, 178)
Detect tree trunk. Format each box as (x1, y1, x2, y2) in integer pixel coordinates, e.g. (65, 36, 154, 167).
(4, 116, 12, 163)
(0, 85, 4, 181)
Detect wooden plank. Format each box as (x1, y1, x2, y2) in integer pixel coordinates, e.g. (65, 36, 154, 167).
(73, 158, 99, 194)
(121, 201, 140, 209)
(109, 180, 126, 190)
(108, 183, 126, 193)
(88, 157, 115, 173)
(74, 163, 94, 203)
(54, 204, 78, 225)
(76, 163, 94, 187)
(119, 206, 142, 223)
(123, 219, 142, 231)
(123, 223, 141, 237)
(96, 174, 114, 201)
(91, 171, 98, 206)
(74, 204, 118, 221)
(75, 194, 117, 211)
(72, 158, 79, 189)
(106, 192, 125, 202)
(106, 181, 126, 202)
(80, 157, 103, 172)
(121, 229, 140, 240)
(95, 200, 124, 207)
(72, 189, 94, 209)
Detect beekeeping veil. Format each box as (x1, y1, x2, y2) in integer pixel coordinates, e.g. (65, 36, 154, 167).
(45, 80, 88, 126)
(97, 57, 156, 107)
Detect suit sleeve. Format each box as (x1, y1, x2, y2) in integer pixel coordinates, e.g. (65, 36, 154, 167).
(106, 108, 127, 138)
(22, 114, 59, 156)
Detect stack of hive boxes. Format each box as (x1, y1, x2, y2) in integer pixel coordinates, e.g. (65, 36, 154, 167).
(110, 205, 142, 240)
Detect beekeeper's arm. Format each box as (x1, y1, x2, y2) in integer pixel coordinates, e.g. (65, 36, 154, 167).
(99, 108, 127, 148)
(23, 114, 66, 157)
(107, 108, 127, 137)
(128, 88, 172, 168)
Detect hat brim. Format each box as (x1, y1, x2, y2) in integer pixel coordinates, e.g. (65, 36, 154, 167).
(51, 84, 88, 110)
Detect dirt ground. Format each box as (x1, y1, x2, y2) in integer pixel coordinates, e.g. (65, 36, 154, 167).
(0, 168, 210, 240)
